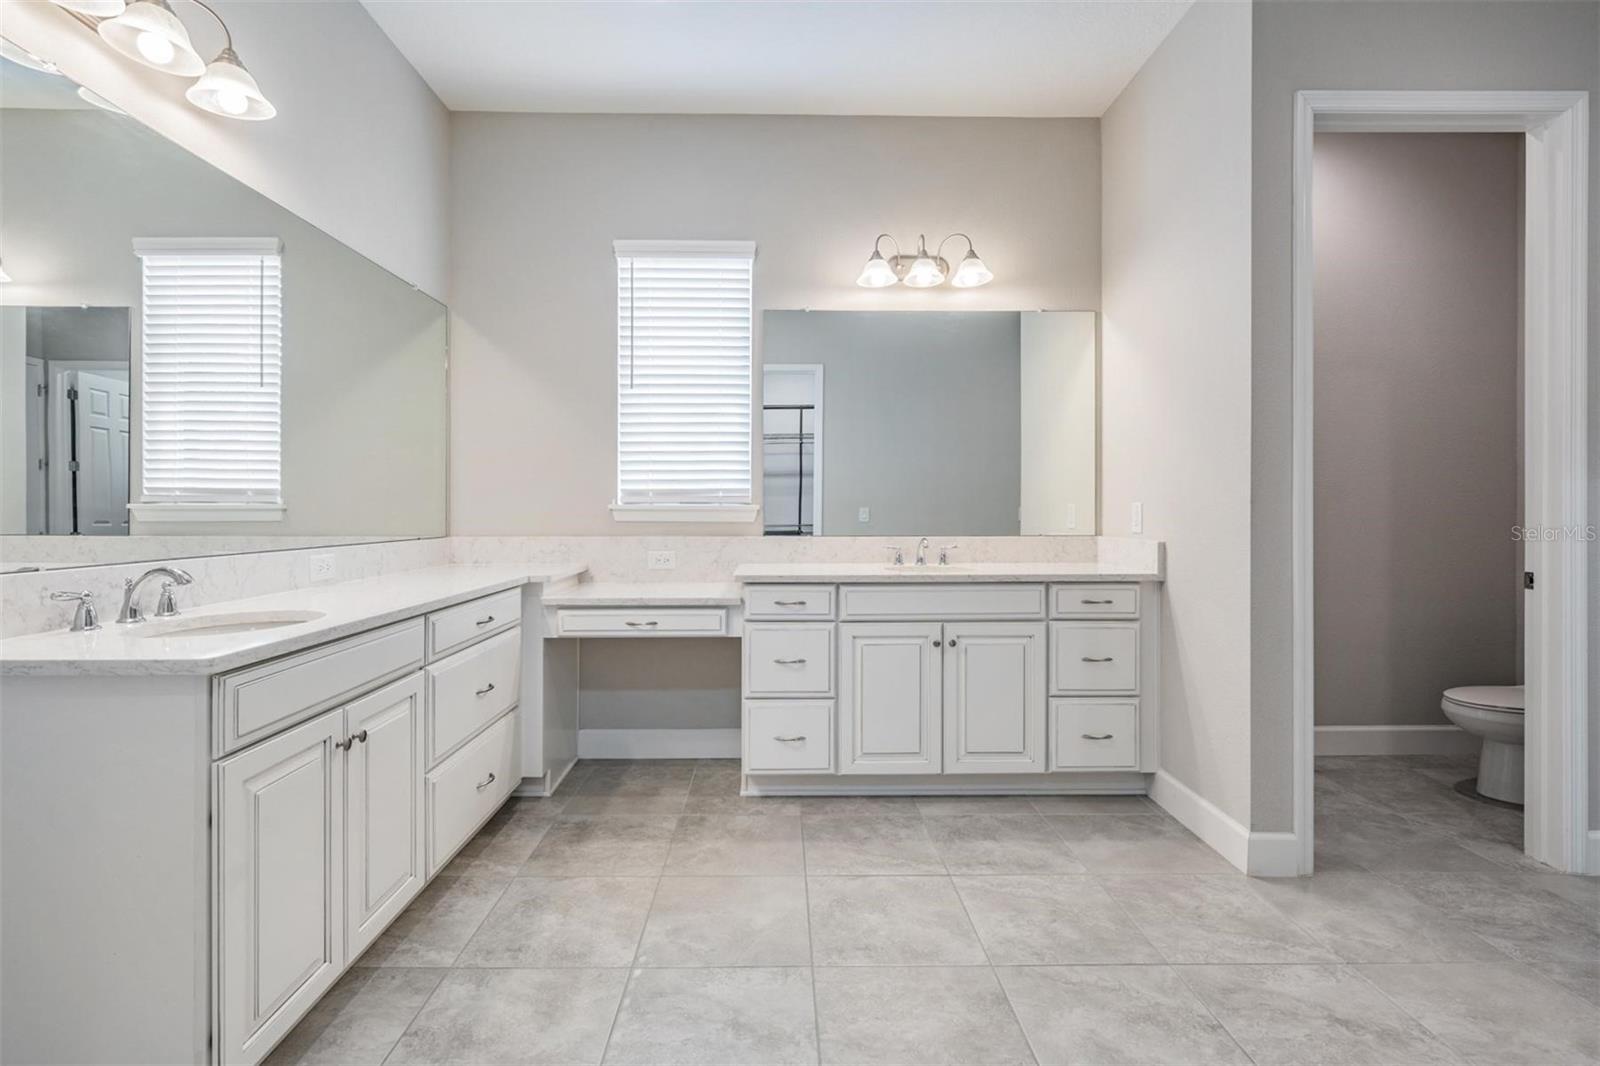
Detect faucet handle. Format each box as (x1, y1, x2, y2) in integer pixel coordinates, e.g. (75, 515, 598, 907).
(49, 590, 100, 632)
(882, 545, 904, 566)
(155, 581, 181, 618)
(939, 543, 960, 565)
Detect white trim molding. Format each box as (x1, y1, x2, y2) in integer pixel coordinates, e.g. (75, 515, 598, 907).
(609, 504, 760, 524)
(1315, 724, 1480, 757)
(130, 236, 283, 256)
(1291, 89, 1590, 876)
(127, 503, 286, 523)
(1150, 770, 1299, 878)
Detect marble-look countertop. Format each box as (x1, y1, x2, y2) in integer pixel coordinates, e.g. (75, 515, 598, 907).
(541, 581, 744, 607)
(733, 561, 1164, 583)
(0, 564, 586, 677)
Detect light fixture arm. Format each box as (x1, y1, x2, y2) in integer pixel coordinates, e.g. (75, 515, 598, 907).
(934, 233, 976, 261)
(872, 233, 901, 260)
(182, 0, 232, 54)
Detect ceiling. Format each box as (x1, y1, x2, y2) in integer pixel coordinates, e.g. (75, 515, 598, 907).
(360, 0, 1193, 117)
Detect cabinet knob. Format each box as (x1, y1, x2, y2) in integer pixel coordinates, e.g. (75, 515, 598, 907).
(355, 729, 368, 744)
(476, 682, 496, 696)
(335, 736, 353, 752)
(948, 638, 957, 647)
(476, 772, 497, 791)
(933, 640, 942, 647)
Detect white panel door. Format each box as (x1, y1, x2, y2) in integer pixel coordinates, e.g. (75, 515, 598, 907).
(943, 622, 1047, 774)
(23, 358, 46, 534)
(217, 709, 345, 1065)
(345, 673, 425, 958)
(67, 369, 130, 535)
(838, 622, 941, 774)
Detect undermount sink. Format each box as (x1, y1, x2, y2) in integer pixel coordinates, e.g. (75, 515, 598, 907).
(135, 610, 326, 638)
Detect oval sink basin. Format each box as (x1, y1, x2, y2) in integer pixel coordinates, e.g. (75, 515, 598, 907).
(137, 610, 326, 638)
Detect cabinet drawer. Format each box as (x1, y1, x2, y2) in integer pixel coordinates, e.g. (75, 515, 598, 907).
(555, 608, 727, 637)
(427, 588, 521, 661)
(744, 624, 835, 696)
(1051, 584, 1139, 619)
(213, 619, 424, 756)
(425, 627, 522, 767)
(1051, 699, 1139, 769)
(1050, 622, 1139, 694)
(426, 710, 516, 876)
(745, 701, 834, 773)
(745, 585, 836, 620)
(839, 583, 1045, 621)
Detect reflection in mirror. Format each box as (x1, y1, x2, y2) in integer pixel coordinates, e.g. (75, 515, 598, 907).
(0, 53, 447, 570)
(761, 311, 1096, 537)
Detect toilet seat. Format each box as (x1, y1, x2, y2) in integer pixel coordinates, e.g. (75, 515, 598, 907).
(1442, 685, 1525, 715)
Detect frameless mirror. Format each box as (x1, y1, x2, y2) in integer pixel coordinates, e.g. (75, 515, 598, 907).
(0, 55, 447, 571)
(761, 310, 1096, 537)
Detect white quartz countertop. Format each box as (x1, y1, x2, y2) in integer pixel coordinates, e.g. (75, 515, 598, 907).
(733, 561, 1164, 583)
(541, 581, 744, 607)
(0, 563, 586, 677)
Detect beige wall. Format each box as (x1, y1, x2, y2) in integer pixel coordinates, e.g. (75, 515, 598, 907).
(1250, 0, 1600, 832)
(448, 113, 1100, 535)
(1101, 1, 1255, 825)
(0, 0, 450, 299)
(1314, 133, 1523, 729)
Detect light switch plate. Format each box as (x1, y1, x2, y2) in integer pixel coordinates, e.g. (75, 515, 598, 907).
(858, 507, 870, 523)
(1131, 502, 1144, 535)
(647, 550, 676, 570)
(309, 553, 336, 583)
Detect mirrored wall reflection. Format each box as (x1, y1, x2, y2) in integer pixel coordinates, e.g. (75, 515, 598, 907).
(761, 310, 1097, 537)
(0, 56, 447, 570)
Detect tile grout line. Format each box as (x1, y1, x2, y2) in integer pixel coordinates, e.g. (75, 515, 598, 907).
(1164, 964, 1261, 1066)
(376, 968, 450, 1066)
(799, 814, 824, 1066)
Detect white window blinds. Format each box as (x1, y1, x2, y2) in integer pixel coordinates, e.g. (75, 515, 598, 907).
(615, 240, 755, 508)
(134, 238, 283, 507)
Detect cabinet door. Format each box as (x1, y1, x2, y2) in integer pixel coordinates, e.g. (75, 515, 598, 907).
(838, 623, 941, 774)
(345, 673, 425, 958)
(943, 622, 1047, 773)
(217, 709, 345, 1065)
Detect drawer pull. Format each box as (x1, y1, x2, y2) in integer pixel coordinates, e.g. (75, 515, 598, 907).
(1081, 733, 1114, 741)
(773, 599, 808, 607)
(1081, 598, 1115, 605)
(773, 657, 808, 666)
(475, 771, 497, 791)
(475, 615, 496, 627)
(1081, 656, 1115, 663)
(475, 682, 496, 697)
(624, 620, 659, 628)
(774, 735, 807, 743)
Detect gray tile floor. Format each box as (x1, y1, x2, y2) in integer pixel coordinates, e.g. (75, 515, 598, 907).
(269, 756, 1600, 1065)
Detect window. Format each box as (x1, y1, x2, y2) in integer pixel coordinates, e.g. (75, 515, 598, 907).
(131, 238, 284, 521)
(613, 239, 757, 521)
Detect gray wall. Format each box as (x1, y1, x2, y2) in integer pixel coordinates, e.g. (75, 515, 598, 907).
(577, 640, 743, 732)
(764, 311, 1022, 537)
(26, 308, 131, 363)
(1250, 0, 1600, 831)
(1313, 133, 1522, 730)
(448, 113, 1100, 536)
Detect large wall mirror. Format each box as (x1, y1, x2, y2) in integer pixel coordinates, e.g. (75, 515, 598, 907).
(0, 58, 447, 571)
(761, 310, 1096, 536)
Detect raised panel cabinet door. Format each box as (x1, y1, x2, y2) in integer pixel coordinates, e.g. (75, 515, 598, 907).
(217, 709, 345, 1066)
(838, 622, 942, 774)
(943, 622, 1047, 774)
(345, 673, 425, 958)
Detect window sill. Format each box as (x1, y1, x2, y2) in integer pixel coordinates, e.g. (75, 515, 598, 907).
(129, 503, 286, 523)
(610, 504, 760, 524)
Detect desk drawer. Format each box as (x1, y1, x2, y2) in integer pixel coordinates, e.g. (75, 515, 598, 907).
(745, 585, 836, 620)
(425, 627, 521, 767)
(744, 624, 834, 696)
(426, 709, 516, 876)
(555, 608, 727, 637)
(1051, 699, 1139, 769)
(745, 700, 834, 773)
(427, 589, 520, 661)
(1051, 584, 1139, 619)
(214, 619, 424, 756)
(839, 583, 1045, 621)
(1050, 622, 1139, 694)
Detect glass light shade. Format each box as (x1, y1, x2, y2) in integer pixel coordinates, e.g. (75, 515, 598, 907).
(50, 0, 128, 15)
(0, 261, 11, 284)
(0, 38, 61, 74)
(856, 251, 899, 288)
(949, 250, 994, 288)
(186, 49, 275, 120)
(76, 85, 128, 114)
(98, 0, 203, 76)
(901, 254, 946, 288)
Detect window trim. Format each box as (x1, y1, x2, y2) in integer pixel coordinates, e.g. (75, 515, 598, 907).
(612, 238, 758, 522)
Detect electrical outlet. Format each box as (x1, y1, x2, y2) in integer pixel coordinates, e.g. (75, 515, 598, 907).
(1131, 502, 1144, 535)
(647, 550, 676, 570)
(858, 506, 870, 523)
(309, 553, 336, 583)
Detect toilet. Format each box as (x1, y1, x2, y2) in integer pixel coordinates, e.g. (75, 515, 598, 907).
(1440, 685, 1525, 805)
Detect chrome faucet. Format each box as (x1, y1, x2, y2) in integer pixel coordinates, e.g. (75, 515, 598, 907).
(939, 543, 959, 565)
(118, 566, 194, 624)
(49, 590, 100, 632)
(915, 537, 931, 566)
(883, 545, 905, 566)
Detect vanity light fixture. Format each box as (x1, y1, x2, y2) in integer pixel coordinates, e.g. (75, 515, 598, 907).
(50, 0, 127, 16)
(855, 233, 993, 289)
(0, 38, 62, 75)
(0, 260, 11, 284)
(97, 0, 204, 75)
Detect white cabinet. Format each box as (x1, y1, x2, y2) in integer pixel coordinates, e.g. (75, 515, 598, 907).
(837, 623, 942, 774)
(1049, 622, 1139, 694)
(217, 710, 346, 1066)
(1050, 699, 1139, 770)
(943, 622, 1046, 774)
(344, 674, 425, 958)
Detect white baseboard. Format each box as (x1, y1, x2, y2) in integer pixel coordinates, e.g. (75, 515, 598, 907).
(1315, 724, 1479, 757)
(578, 728, 741, 759)
(1587, 831, 1600, 876)
(1150, 770, 1303, 877)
